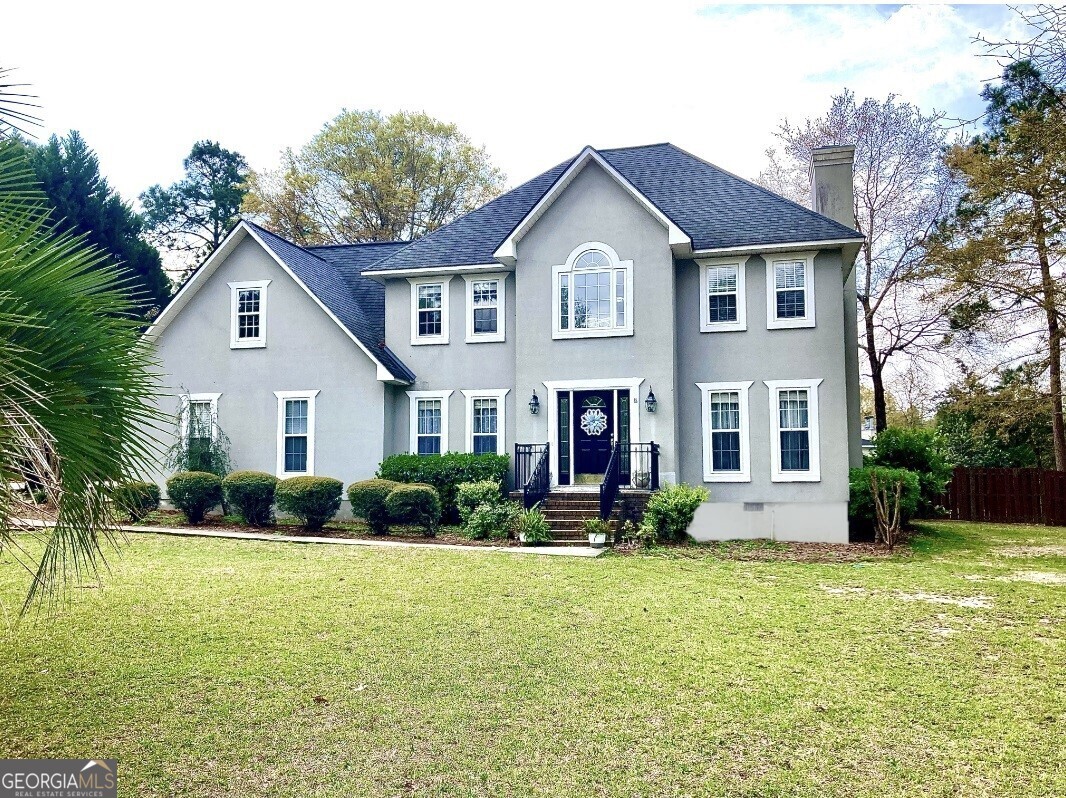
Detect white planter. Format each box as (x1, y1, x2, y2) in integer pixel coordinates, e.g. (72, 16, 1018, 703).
(518, 532, 528, 545)
(589, 532, 607, 548)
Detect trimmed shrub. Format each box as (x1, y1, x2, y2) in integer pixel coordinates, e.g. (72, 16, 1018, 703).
(462, 500, 521, 541)
(347, 478, 400, 535)
(638, 483, 709, 545)
(222, 471, 278, 527)
(385, 483, 442, 537)
(848, 466, 921, 536)
(166, 471, 223, 525)
(515, 507, 552, 545)
(276, 476, 343, 532)
(868, 427, 953, 518)
(378, 453, 509, 522)
(456, 480, 506, 524)
(111, 481, 160, 522)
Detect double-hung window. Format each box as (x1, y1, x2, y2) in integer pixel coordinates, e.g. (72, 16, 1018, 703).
(407, 390, 452, 455)
(552, 243, 633, 339)
(229, 280, 270, 348)
(462, 389, 508, 455)
(464, 274, 506, 343)
(699, 257, 747, 332)
(765, 379, 822, 481)
(765, 252, 815, 329)
(410, 277, 451, 344)
(697, 382, 752, 482)
(274, 390, 318, 476)
(180, 393, 221, 472)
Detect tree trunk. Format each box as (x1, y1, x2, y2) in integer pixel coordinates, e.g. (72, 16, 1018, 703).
(1034, 203, 1066, 470)
(860, 293, 888, 432)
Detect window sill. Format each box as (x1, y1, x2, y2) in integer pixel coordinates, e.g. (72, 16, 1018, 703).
(411, 337, 449, 346)
(552, 327, 634, 340)
(230, 340, 266, 349)
(700, 322, 747, 333)
(704, 472, 751, 483)
(767, 317, 815, 330)
(465, 333, 505, 344)
(770, 472, 821, 482)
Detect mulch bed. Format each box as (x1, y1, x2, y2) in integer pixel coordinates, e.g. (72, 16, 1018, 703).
(135, 511, 518, 548)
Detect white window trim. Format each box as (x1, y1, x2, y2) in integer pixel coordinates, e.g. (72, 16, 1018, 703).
(409, 276, 452, 345)
(274, 390, 319, 477)
(552, 241, 634, 340)
(696, 381, 753, 482)
(698, 257, 747, 333)
(765, 252, 816, 329)
(463, 273, 507, 343)
(179, 393, 222, 441)
(460, 389, 509, 455)
(765, 378, 822, 482)
(228, 280, 270, 349)
(407, 390, 453, 454)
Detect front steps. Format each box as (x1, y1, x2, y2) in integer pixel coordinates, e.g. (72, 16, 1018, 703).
(512, 490, 652, 545)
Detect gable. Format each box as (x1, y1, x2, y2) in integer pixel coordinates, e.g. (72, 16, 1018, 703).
(365, 143, 863, 275)
(148, 223, 415, 384)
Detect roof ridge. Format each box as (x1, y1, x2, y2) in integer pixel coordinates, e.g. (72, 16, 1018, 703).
(242, 219, 335, 264)
(306, 240, 409, 249)
(661, 143, 863, 239)
(596, 142, 673, 153)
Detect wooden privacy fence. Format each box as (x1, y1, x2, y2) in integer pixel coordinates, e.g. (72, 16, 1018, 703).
(942, 466, 1066, 526)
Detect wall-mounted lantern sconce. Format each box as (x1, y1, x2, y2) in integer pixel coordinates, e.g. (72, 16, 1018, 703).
(529, 389, 540, 415)
(645, 387, 658, 413)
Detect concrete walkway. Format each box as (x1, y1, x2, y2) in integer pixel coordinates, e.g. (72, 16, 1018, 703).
(19, 520, 604, 558)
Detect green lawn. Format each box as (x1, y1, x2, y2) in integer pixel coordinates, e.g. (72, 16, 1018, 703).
(1, 522, 1063, 797)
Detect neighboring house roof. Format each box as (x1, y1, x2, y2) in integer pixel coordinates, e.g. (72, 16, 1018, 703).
(365, 143, 863, 273)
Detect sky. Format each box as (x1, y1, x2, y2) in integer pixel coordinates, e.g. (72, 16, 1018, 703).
(2, 2, 1028, 204)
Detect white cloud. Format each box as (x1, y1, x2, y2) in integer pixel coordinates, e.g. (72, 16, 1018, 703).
(0, 2, 1026, 201)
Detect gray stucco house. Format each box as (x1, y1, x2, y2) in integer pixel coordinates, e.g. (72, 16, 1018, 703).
(147, 142, 865, 542)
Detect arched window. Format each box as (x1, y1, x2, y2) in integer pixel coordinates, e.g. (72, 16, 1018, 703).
(552, 243, 633, 339)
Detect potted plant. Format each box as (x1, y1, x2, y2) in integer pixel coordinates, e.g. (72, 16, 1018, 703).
(634, 471, 650, 489)
(516, 507, 552, 546)
(584, 518, 611, 549)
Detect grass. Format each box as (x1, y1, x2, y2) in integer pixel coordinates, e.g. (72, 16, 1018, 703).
(0, 521, 1063, 797)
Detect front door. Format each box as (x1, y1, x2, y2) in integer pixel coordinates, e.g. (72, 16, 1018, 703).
(573, 391, 614, 484)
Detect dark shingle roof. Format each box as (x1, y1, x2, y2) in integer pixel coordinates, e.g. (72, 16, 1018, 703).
(362, 158, 576, 272)
(366, 143, 862, 272)
(247, 223, 415, 382)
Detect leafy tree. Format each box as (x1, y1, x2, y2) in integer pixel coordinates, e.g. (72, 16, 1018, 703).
(243, 109, 505, 245)
(759, 91, 967, 432)
(935, 365, 1055, 469)
(929, 61, 1066, 468)
(140, 140, 248, 272)
(22, 131, 171, 318)
(867, 427, 953, 518)
(0, 139, 164, 609)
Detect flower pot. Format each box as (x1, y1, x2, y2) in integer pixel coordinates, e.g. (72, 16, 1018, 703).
(589, 532, 607, 548)
(518, 532, 528, 545)
(634, 472, 650, 489)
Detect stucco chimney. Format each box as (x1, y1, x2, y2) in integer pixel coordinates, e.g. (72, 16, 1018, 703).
(809, 145, 856, 229)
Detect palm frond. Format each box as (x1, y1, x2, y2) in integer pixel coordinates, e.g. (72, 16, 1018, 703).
(0, 67, 42, 139)
(0, 139, 167, 611)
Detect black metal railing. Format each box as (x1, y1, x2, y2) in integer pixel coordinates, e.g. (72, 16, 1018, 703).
(515, 443, 550, 509)
(599, 441, 623, 520)
(622, 442, 661, 491)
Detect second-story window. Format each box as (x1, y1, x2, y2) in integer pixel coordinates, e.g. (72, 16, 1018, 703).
(229, 280, 270, 348)
(464, 274, 507, 343)
(699, 257, 747, 332)
(765, 252, 816, 329)
(552, 243, 633, 339)
(410, 277, 451, 345)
